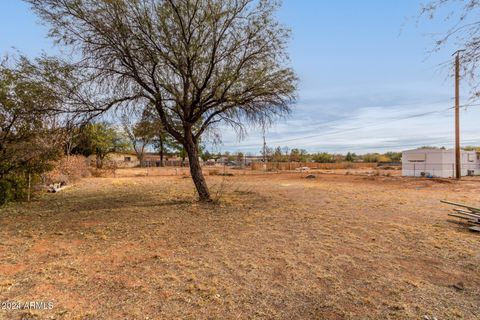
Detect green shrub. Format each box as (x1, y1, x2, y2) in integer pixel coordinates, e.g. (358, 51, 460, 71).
(8, 175, 29, 201)
(1, 174, 31, 202)
(0, 180, 12, 205)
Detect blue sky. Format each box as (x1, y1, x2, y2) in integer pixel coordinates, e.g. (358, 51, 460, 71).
(1, 0, 479, 154)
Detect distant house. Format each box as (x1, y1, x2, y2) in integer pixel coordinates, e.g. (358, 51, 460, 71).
(142, 152, 186, 166)
(401, 148, 480, 178)
(142, 152, 208, 167)
(213, 155, 263, 166)
(205, 159, 216, 166)
(87, 152, 139, 168)
(244, 155, 264, 165)
(143, 152, 181, 162)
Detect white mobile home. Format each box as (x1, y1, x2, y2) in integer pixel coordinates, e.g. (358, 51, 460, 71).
(402, 148, 480, 178)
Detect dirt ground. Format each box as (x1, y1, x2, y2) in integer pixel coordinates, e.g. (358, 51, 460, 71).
(0, 169, 479, 319)
(112, 165, 401, 178)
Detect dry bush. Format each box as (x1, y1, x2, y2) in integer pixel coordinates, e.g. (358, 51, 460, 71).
(90, 168, 107, 177)
(379, 165, 401, 170)
(209, 169, 220, 176)
(251, 162, 378, 171)
(43, 155, 90, 185)
(90, 161, 118, 178)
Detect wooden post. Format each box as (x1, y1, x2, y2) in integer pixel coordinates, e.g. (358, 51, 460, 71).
(453, 50, 465, 180)
(27, 173, 31, 202)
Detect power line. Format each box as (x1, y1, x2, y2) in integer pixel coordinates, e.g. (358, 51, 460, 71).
(296, 137, 480, 152)
(292, 97, 455, 131)
(224, 106, 456, 148)
(234, 137, 480, 154)
(220, 102, 480, 150)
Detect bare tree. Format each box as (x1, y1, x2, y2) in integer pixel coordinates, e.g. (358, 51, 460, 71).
(141, 107, 181, 167)
(120, 112, 155, 164)
(27, 0, 297, 201)
(154, 129, 179, 167)
(421, 0, 480, 97)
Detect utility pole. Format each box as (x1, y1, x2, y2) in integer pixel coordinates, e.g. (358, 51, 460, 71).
(453, 50, 465, 180)
(261, 121, 267, 164)
(262, 132, 267, 163)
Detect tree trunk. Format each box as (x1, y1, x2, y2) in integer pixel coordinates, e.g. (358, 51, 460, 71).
(184, 135, 210, 202)
(96, 154, 103, 168)
(159, 137, 164, 167)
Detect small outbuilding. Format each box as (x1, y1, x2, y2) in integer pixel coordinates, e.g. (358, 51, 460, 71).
(402, 148, 480, 178)
(87, 152, 140, 168)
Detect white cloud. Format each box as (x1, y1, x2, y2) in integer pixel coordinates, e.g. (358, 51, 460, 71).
(208, 95, 479, 154)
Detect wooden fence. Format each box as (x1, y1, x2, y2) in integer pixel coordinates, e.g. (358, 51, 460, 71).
(250, 162, 378, 171)
(141, 160, 187, 167)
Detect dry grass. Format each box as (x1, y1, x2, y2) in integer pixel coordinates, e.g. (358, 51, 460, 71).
(42, 156, 91, 185)
(0, 171, 479, 319)
(250, 161, 378, 171)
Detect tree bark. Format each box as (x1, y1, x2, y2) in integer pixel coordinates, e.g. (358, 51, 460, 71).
(184, 133, 210, 202)
(96, 154, 103, 168)
(159, 137, 164, 167)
